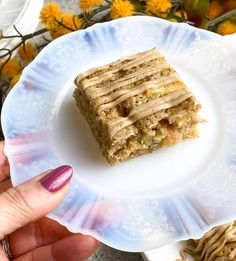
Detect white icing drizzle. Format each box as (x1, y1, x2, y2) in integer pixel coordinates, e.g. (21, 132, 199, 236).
(76, 48, 164, 87)
(80, 51, 163, 88)
(96, 74, 180, 113)
(75, 48, 193, 139)
(87, 63, 171, 98)
(75, 48, 159, 84)
(107, 89, 192, 138)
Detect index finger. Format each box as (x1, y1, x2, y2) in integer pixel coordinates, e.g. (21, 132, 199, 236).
(0, 141, 10, 182)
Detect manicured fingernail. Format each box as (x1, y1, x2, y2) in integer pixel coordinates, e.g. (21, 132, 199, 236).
(40, 165, 73, 192)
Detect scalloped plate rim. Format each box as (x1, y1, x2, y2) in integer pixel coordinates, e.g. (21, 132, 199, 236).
(1, 16, 236, 252)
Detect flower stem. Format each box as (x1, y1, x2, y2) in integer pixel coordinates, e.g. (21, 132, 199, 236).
(22, 28, 48, 41)
(55, 19, 75, 31)
(208, 9, 236, 27)
(90, 5, 111, 18)
(0, 28, 48, 60)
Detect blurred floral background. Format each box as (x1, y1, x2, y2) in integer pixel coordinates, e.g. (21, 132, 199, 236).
(0, 0, 236, 138)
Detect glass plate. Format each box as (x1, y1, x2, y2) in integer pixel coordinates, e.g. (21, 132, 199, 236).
(142, 241, 193, 261)
(2, 16, 236, 252)
(142, 33, 236, 261)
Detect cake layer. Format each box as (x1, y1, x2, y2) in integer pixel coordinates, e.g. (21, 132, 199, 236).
(74, 48, 201, 164)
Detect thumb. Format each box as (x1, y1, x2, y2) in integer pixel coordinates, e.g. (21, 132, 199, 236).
(0, 165, 73, 239)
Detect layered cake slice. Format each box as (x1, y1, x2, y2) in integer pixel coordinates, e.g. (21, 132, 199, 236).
(74, 48, 202, 164)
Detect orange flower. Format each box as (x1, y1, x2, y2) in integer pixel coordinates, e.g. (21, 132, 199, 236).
(111, 0, 134, 19)
(146, 0, 171, 18)
(217, 19, 236, 35)
(1, 58, 21, 78)
(40, 2, 62, 30)
(50, 13, 83, 39)
(61, 13, 83, 30)
(18, 42, 37, 62)
(79, 0, 103, 12)
(10, 73, 21, 87)
(50, 26, 70, 39)
(174, 10, 187, 19)
(207, 0, 223, 20)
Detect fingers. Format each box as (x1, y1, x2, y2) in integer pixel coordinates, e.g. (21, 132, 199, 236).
(0, 246, 8, 261)
(52, 234, 100, 261)
(9, 200, 120, 258)
(13, 234, 99, 261)
(9, 218, 71, 257)
(0, 179, 12, 194)
(0, 141, 10, 182)
(0, 165, 73, 240)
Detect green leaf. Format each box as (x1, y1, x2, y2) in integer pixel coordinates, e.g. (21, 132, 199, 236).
(229, 14, 236, 23)
(184, 0, 199, 11)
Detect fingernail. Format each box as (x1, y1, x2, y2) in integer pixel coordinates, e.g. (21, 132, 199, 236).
(40, 165, 73, 192)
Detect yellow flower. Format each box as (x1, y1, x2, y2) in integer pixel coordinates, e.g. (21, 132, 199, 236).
(18, 42, 37, 62)
(223, 0, 236, 12)
(10, 74, 21, 87)
(174, 10, 187, 19)
(61, 13, 83, 30)
(217, 19, 236, 35)
(146, 0, 171, 18)
(80, 0, 103, 12)
(40, 2, 62, 30)
(111, 0, 134, 19)
(207, 0, 222, 20)
(50, 26, 69, 39)
(50, 13, 83, 39)
(1, 58, 21, 78)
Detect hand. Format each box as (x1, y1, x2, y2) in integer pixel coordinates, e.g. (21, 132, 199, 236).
(0, 141, 99, 261)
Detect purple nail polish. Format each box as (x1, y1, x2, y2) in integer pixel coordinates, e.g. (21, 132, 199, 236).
(40, 165, 73, 192)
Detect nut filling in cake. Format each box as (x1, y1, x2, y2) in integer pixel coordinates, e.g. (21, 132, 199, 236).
(74, 48, 202, 164)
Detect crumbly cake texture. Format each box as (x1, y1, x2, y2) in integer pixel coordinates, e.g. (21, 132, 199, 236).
(74, 48, 202, 164)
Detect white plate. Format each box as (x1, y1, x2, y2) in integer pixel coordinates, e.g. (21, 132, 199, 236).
(142, 241, 193, 261)
(143, 33, 236, 260)
(2, 17, 236, 252)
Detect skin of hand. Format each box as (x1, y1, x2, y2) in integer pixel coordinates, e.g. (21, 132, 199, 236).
(0, 141, 99, 261)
